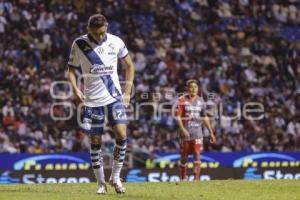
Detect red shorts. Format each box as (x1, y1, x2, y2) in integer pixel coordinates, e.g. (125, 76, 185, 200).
(180, 139, 203, 156)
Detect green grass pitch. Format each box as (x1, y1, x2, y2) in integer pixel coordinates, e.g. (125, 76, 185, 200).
(0, 180, 299, 200)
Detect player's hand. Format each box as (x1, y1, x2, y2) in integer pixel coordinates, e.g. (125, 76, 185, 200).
(123, 93, 130, 107)
(74, 88, 85, 103)
(209, 134, 216, 144)
(181, 128, 190, 140)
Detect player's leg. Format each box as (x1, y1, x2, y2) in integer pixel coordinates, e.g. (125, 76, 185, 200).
(192, 139, 203, 181)
(108, 101, 127, 193)
(111, 124, 127, 181)
(179, 140, 189, 181)
(82, 106, 107, 194)
(90, 134, 107, 193)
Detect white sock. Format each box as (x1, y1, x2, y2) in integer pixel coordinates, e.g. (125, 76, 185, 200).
(90, 144, 105, 185)
(111, 139, 127, 182)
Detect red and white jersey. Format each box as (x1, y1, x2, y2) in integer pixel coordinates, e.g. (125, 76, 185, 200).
(175, 94, 206, 140)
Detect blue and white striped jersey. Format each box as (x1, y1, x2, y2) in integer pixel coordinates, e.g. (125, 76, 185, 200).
(68, 33, 128, 107)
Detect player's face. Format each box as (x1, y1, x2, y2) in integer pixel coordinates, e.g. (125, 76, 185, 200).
(187, 82, 198, 97)
(87, 24, 108, 42)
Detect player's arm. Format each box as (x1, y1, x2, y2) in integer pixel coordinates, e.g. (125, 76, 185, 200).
(67, 67, 85, 102)
(67, 40, 85, 102)
(118, 36, 135, 107)
(121, 54, 134, 107)
(203, 113, 216, 144)
(176, 116, 190, 140)
(175, 99, 190, 140)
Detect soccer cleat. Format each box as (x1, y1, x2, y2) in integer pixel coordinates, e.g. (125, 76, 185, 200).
(109, 178, 125, 194)
(96, 183, 107, 194)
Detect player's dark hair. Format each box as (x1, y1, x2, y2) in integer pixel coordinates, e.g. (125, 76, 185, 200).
(88, 14, 107, 28)
(186, 79, 199, 87)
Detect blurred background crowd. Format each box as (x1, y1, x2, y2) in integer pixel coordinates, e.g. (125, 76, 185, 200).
(0, 0, 299, 163)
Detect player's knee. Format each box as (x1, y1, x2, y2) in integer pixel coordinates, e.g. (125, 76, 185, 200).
(90, 135, 102, 145)
(113, 124, 127, 140)
(116, 131, 127, 140)
(180, 156, 188, 164)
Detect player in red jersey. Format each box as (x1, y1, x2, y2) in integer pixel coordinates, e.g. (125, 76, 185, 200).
(175, 79, 216, 181)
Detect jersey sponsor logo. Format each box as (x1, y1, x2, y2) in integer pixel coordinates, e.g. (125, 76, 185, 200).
(187, 120, 201, 127)
(90, 64, 114, 75)
(185, 105, 203, 112)
(108, 51, 116, 55)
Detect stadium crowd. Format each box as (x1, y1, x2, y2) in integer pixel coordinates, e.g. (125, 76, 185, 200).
(0, 0, 299, 160)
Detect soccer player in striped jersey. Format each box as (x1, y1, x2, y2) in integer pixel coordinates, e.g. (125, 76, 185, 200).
(175, 80, 216, 181)
(67, 14, 134, 194)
